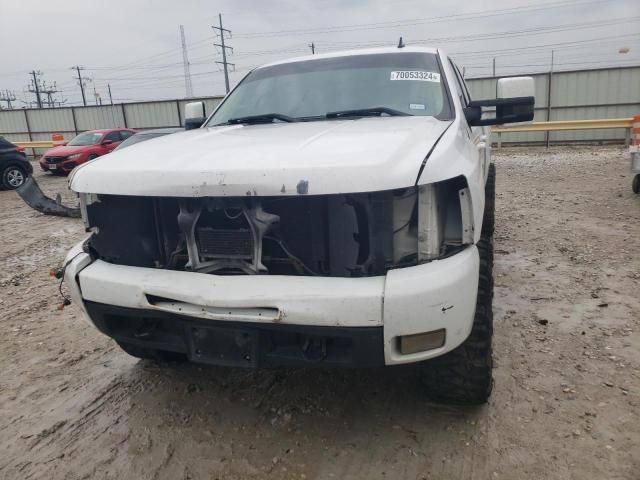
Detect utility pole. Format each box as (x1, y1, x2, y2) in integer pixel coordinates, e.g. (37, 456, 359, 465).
(0, 90, 17, 109)
(180, 25, 194, 98)
(492, 57, 496, 77)
(93, 85, 101, 105)
(28, 71, 43, 108)
(545, 49, 555, 148)
(108, 84, 114, 105)
(212, 13, 234, 94)
(71, 65, 90, 106)
(309, 42, 315, 54)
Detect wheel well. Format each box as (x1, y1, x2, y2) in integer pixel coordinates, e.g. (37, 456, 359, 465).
(2, 162, 27, 174)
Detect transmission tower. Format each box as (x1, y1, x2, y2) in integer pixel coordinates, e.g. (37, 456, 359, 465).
(93, 85, 102, 105)
(0, 90, 17, 109)
(180, 25, 194, 98)
(212, 13, 234, 93)
(25, 72, 65, 108)
(40, 81, 65, 108)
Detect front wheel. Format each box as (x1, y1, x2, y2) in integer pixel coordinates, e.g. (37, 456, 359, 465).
(633, 174, 640, 194)
(482, 163, 496, 236)
(419, 199, 494, 405)
(2, 165, 27, 190)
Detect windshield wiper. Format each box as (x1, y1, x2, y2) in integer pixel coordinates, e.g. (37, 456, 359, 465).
(223, 113, 296, 125)
(325, 107, 411, 119)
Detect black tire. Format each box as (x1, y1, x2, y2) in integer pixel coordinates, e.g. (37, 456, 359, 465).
(2, 164, 27, 190)
(116, 340, 186, 362)
(420, 215, 494, 405)
(482, 163, 496, 236)
(633, 174, 640, 194)
(87, 154, 98, 161)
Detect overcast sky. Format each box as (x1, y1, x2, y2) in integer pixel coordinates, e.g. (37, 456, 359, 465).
(1, 0, 638, 107)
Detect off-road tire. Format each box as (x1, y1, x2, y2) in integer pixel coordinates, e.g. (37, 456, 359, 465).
(116, 340, 186, 362)
(420, 193, 495, 404)
(482, 163, 496, 236)
(2, 164, 27, 190)
(633, 174, 640, 194)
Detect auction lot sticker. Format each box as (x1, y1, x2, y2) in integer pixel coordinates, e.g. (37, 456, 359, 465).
(390, 71, 441, 82)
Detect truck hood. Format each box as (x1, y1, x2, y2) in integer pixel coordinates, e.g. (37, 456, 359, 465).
(70, 116, 451, 197)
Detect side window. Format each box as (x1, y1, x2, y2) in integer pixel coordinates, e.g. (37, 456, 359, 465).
(104, 131, 121, 142)
(454, 65, 472, 104)
(448, 60, 470, 107)
(119, 130, 134, 140)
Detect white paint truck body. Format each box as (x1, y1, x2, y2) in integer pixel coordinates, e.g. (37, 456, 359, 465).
(63, 46, 534, 403)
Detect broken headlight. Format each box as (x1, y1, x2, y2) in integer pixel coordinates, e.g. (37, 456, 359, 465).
(392, 177, 473, 268)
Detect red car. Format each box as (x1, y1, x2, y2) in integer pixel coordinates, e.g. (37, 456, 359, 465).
(39, 128, 137, 174)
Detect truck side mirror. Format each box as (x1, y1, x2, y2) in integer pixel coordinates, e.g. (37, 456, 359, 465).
(184, 102, 206, 130)
(465, 76, 535, 126)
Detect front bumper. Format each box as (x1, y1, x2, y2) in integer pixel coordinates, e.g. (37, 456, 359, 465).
(39, 158, 79, 173)
(64, 242, 479, 366)
(86, 301, 385, 368)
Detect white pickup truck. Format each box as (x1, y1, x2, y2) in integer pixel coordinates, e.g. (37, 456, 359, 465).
(63, 46, 534, 404)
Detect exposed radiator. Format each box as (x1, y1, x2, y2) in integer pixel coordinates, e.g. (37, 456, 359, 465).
(197, 227, 253, 259)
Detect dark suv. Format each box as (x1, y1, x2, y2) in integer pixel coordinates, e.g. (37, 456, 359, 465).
(0, 137, 32, 190)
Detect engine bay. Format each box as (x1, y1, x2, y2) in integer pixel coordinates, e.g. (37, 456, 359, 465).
(82, 178, 469, 277)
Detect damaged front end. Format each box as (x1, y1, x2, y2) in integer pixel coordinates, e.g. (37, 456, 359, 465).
(80, 176, 474, 278)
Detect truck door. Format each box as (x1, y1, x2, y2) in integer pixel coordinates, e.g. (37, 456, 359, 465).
(449, 61, 490, 181)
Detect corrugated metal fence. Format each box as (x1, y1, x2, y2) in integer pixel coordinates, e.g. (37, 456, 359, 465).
(0, 97, 223, 154)
(465, 65, 640, 144)
(0, 66, 638, 150)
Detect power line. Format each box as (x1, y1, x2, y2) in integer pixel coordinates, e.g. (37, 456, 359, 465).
(408, 16, 640, 45)
(233, 0, 608, 38)
(449, 33, 640, 59)
(212, 13, 234, 93)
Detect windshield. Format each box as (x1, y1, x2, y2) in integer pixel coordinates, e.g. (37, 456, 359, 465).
(115, 132, 166, 150)
(206, 52, 452, 126)
(68, 132, 103, 146)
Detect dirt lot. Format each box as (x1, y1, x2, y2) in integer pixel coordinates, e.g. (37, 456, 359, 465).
(0, 146, 638, 480)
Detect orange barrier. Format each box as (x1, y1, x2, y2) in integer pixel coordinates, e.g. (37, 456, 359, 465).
(632, 114, 640, 150)
(52, 133, 65, 147)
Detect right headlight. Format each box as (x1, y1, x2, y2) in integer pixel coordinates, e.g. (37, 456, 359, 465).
(392, 177, 473, 268)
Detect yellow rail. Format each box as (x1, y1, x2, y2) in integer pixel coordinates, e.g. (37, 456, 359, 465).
(14, 140, 55, 148)
(492, 118, 633, 133)
(12, 117, 636, 147)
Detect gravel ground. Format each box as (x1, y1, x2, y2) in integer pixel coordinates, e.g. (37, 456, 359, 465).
(0, 146, 638, 480)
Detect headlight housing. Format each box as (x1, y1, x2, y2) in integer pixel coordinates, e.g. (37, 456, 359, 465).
(392, 177, 473, 268)
(78, 192, 100, 231)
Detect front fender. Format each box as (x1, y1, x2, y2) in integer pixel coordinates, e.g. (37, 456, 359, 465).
(416, 119, 485, 243)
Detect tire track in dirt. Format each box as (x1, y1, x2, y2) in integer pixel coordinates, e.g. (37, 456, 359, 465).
(0, 148, 638, 479)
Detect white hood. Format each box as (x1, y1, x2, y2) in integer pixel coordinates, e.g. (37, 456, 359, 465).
(70, 116, 451, 197)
